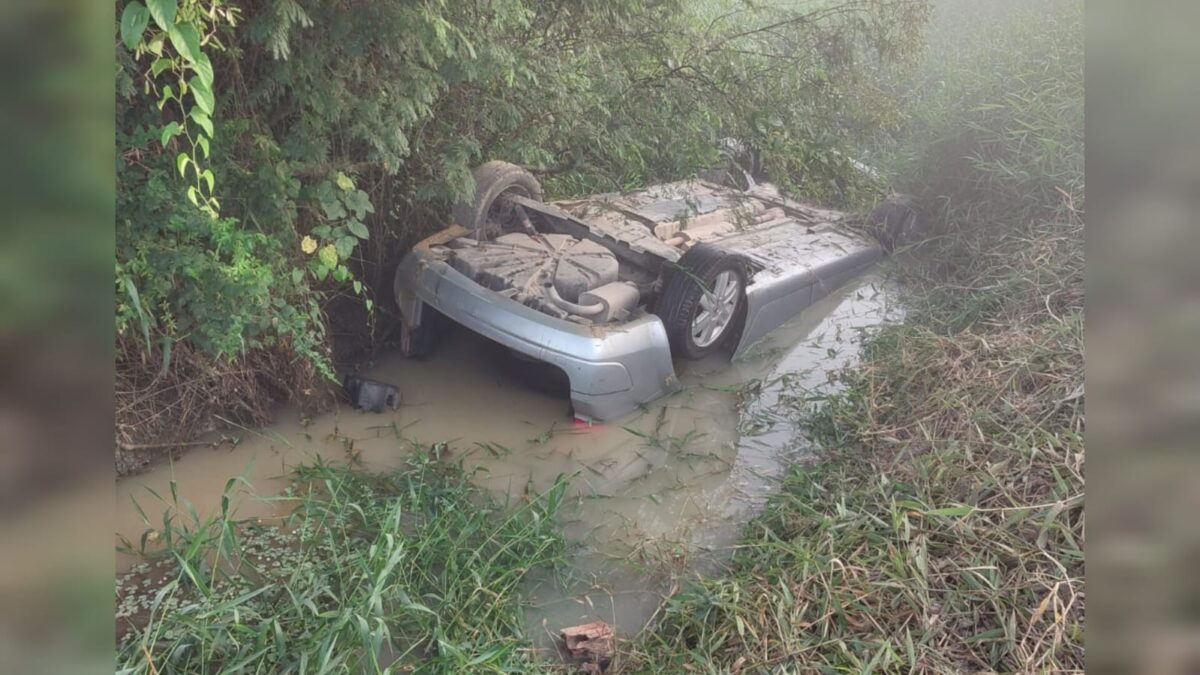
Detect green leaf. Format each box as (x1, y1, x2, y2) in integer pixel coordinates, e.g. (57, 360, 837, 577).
(465, 646, 506, 667)
(332, 265, 349, 282)
(186, 185, 199, 206)
(147, 33, 164, 56)
(347, 220, 369, 240)
(292, 268, 304, 285)
(158, 336, 173, 379)
(190, 109, 213, 137)
(189, 75, 214, 114)
(318, 244, 338, 268)
(194, 53, 214, 88)
(150, 57, 174, 77)
(353, 280, 362, 294)
(922, 506, 975, 517)
(176, 152, 190, 177)
(160, 121, 181, 146)
(365, 298, 374, 312)
(167, 21, 201, 64)
(320, 197, 346, 221)
(120, 2, 150, 51)
(335, 172, 355, 191)
(196, 135, 210, 158)
(146, 0, 177, 31)
(157, 84, 174, 110)
(343, 189, 373, 219)
(123, 277, 152, 346)
(201, 169, 215, 193)
(335, 235, 357, 259)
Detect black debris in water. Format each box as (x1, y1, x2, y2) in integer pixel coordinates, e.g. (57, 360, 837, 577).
(342, 374, 400, 412)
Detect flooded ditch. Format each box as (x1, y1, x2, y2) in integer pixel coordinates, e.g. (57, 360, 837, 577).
(116, 272, 901, 650)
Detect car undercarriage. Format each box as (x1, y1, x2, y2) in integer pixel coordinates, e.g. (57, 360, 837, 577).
(393, 161, 918, 420)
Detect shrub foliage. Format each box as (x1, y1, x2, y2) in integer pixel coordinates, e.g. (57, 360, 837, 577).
(115, 0, 929, 453)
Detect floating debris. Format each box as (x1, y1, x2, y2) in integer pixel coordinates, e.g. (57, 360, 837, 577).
(560, 620, 614, 672)
(342, 374, 400, 412)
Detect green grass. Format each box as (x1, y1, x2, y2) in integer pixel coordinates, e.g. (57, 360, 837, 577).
(619, 1, 1085, 671)
(626, 289, 1084, 671)
(116, 453, 569, 673)
(620, 227, 1084, 671)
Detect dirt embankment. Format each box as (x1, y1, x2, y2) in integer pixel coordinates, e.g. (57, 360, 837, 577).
(115, 336, 324, 476)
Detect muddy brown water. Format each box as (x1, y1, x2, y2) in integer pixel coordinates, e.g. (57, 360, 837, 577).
(115, 273, 899, 645)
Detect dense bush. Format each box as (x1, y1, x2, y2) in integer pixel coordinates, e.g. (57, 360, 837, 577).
(886, 0, 1084, 226)
(115, 0, 928, 454)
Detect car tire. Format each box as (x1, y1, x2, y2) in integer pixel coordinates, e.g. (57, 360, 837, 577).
(398, 304, 445, 360)
(656, 243, 750, 360)
(452, 161, 543, 237)
(869, 195, 922, 250)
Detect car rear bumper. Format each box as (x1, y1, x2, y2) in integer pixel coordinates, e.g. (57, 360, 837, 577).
(394, 251, 680, 421)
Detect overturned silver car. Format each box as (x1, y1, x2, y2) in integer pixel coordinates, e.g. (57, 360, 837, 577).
(394, 161, 917, 421)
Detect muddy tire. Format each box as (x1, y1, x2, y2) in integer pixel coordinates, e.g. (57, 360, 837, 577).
(656, 243, 749, 360)
(399, 304, 445, 359)
(869, 195, 922, 250)
(452, 161, 543, 237)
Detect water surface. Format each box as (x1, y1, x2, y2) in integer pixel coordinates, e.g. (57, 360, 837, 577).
(116, 273, 900, 642)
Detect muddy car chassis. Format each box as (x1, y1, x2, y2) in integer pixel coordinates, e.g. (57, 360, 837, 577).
(394, 162, 915, 421)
